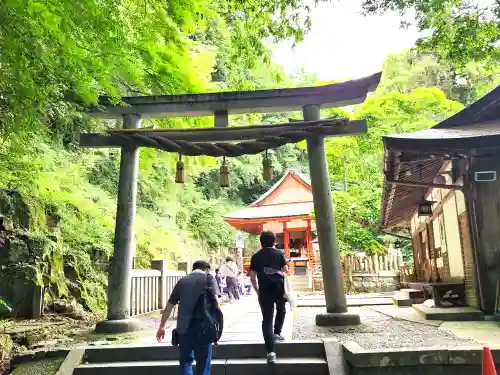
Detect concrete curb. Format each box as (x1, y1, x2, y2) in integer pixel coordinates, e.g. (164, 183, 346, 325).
(342, 340, 498, 367)
(55, 349, 85, 375)
(11, 348, 71, 365)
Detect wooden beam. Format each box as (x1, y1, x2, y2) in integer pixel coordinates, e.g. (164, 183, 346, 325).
(386, 179, 463, 190)
(80, 119, 367, 148)
(86, 73, 382, 119)
(214, 110, 228, 128)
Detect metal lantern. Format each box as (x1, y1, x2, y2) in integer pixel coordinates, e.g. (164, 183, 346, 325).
(416, 164, 434, 216)
(175, 154, 185, 183)
(220, 156, 230, 187)
(262, 150, 273, 181)
(417, 199, 435, 216)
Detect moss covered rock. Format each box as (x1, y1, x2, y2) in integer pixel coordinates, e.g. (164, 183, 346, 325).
(0, 190, 30, 230)
(0, 333, 13, 360)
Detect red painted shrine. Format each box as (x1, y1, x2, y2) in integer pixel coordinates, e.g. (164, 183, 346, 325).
(224, 170, 317, 275)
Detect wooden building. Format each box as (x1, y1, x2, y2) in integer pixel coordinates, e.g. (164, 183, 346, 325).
(381, 85, 500, 313)
(224, 170, 317, 276)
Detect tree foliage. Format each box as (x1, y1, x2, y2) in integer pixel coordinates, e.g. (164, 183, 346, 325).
(0, 0, 497, 315)
(361, 0, 500, 71)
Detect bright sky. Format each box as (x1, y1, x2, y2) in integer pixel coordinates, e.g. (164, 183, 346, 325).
(271, 0, 421, 81)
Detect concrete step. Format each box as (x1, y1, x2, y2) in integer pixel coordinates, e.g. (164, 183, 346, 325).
(392, 295, 412, 307)
(397, 288, 425, 300)
(83, 340, 326, 363)
(74, 358, 328, 375)
(413, 304, 484, 321)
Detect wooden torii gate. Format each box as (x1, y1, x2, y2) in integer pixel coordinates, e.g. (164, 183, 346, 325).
(80, 72, 381, 332)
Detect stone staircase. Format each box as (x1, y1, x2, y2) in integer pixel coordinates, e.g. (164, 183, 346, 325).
(288, 275, 311, 292)
(392, 288, 426, 307)
(73, 340, 329, 375)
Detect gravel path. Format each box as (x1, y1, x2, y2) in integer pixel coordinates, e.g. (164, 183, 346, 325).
(293, 307, 478, 349)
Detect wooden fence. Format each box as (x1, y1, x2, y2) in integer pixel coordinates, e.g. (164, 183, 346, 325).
(310, 251, 405, 291)
(129, 260, 185, 317)
(344, 252, 404, 273)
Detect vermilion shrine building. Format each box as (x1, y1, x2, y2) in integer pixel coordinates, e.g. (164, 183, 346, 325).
(224, 170, 317, 276)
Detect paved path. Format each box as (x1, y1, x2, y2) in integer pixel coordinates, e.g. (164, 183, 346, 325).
(219, 294, 293, 342)
(135, 294, 293, 344)
(297, 294, 393, 307)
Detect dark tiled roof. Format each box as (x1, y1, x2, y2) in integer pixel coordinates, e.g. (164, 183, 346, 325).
(381, 84, 500, 228)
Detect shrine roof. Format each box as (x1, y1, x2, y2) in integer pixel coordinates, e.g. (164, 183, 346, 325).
(250, 169, 312, 207)
(381, 84, 500, 229)
(224, 202, 314, 221)
(224, 170, 314, 223)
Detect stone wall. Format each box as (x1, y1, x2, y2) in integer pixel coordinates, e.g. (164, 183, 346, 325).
(348, 271, 400, 293)
(343, 341, 498, 375)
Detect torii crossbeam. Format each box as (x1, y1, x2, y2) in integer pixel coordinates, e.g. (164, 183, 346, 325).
(80, 72, 382, 333)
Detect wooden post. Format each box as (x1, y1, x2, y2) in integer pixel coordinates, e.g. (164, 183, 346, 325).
(96, 114, 141, 333)
(304, 104, 357, 326)
(283, 222, 290, 258)
(373, 255, 379, 274)
(306, 220, 313, 258)
(152, 260, 167, 310)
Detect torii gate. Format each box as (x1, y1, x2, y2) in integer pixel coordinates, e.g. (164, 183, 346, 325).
(80, 72, 381, 332)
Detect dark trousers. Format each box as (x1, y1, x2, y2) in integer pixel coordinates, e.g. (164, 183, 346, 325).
(258, 292, 286, 354)
(178, 329, 212, 375)
(226, 276, 240, 300)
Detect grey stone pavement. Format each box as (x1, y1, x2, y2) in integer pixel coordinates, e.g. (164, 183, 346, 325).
(219, 294, 293, 342)
(135, 294, 293, 344)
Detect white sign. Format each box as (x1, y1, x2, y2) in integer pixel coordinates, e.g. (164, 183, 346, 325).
(235, 232, 244, 249)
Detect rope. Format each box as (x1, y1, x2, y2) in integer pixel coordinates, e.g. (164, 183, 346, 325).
(114, 123, 346, 157)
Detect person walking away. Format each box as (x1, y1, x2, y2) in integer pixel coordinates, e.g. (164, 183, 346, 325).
(156, 260, 221, 375)
(249, 231, 288, 364)
(242, 272, 252, 295)
(221, 256, 239, 302)
(214, 269, 224, 297)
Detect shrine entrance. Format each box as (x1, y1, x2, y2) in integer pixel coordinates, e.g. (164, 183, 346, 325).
(224, 170, 316, 277)
(80, 72, 381, 332)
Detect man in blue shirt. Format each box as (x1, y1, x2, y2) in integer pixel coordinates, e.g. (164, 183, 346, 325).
(157, 260, 219, 375)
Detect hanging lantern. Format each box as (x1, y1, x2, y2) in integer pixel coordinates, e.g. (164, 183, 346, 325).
(175, 154, 184, 183)
(220, 156, 230, 187)
(416, 164, 434, 216)
(417, 198, 435, 216)
(262, 150, 273, 181)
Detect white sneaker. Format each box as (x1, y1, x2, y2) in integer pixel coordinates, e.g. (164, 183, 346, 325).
(267, 352, 276, 364)
(273, 334, 285, 342)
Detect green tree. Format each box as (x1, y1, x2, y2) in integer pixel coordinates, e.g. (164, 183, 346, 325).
(323, 88, 463, 255)
(360, 0, 500, 71)
(377, 50, 500, 104)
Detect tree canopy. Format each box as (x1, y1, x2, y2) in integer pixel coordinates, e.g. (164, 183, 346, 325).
(361, 0, 500, 70)
(0, 0, 498, 315)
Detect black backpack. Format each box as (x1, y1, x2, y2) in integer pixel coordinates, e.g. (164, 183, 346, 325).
(262, 267, 285, 294)
(190, 275, 224, 345)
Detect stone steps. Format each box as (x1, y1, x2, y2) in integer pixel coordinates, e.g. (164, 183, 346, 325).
(82, 340, 325, 363)
(73, 341, 329, 375)
(413, 304, 484, 321)
(392, 288, 426, 307)
(74, 357, 328, 375)
(288, 275, 311, 292)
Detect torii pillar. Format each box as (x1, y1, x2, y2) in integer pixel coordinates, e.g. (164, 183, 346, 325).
(303, 104, 360, 326)
(96, 113, 142, 333)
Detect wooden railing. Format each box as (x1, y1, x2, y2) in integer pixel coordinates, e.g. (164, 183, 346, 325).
(129, 260, 185, 317)
(344, 252, 404, 273)
(308, 251, 406, 292)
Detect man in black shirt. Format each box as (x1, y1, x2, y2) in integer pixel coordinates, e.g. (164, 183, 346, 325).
(249, 231, 288, 364)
